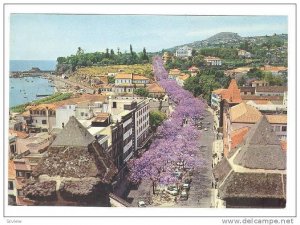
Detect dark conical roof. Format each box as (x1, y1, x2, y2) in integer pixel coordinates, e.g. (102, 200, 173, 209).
(234, 115, 286, 170)
(51, 116, 95, 147)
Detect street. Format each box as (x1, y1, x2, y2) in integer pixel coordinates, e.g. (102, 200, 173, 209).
(177, 107, 214, 207)
(127, 107, 215, 208)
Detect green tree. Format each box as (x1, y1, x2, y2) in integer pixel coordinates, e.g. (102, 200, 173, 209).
(130, 44, 133, 56)
(133, 88, 149, 97)
(108, 76, 115, 84)
(141, 47, 149, 61)
(246, 67, 264, 79)
(110, 49, 115, 56)
(76, 47, 84, 56)
(105, 48, 110, 58)
(149, 110, 166, 130)
(238, 76, 247, 87)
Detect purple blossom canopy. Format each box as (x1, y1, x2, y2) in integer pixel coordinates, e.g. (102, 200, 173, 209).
(129, 56, 205, 185)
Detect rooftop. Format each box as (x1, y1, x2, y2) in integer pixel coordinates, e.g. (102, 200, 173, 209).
(204, 56, 222, 60)
(132, 74, 149, 80)
(147, 82, 165, 93)
(230, 102, 262, 123)
(51, 116, 95, 147)
(266, 115, 287, 124)
(231, 127, 250, 149)
(234, 116, 285, 170)
(256, 86, 287, 93)
(115, 73, 133, 79)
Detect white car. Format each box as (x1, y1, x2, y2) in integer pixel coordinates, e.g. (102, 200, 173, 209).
(138, 201, 146, 207)
(204, 128, 208, 131)
(179, 190, 188, 200)
(182, 183, 190, 191)
(166, 186, 179, 196)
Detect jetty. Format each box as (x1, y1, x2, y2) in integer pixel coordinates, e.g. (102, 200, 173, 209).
(10, 67, 55, 78)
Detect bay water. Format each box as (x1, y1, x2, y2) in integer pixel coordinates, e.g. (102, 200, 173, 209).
(9, 60, 57, 107)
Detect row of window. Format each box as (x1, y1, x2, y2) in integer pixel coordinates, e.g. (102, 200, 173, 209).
(272, 125, 287, 132)
(137, 105, 149, 117)
(30, 110, 55, 116)
(16, 170, 31, 179)
(137, 113, 149, 126)
(137, 121, 149, 134)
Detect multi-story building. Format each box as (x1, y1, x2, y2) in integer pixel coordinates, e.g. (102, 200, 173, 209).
(188, 66, 200, 76)
(255, 86, 287, 97)
(55, 104, 76, 129)
(204, 56, 222, 66)
(147, 82, 166, 98)
(27, 104, 57, 132)
(114, 73, 149, 93)
(168, 69, 181, 80)
(175, 46, 192, 58)
(134, 99, 150, 152)
(211, 79, 242, 130)
(176, 73, 190, 87)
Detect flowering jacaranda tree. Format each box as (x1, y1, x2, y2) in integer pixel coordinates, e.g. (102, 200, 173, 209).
(129, 56, 206, 192)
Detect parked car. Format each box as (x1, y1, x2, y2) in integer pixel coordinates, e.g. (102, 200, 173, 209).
(138, 201, 146, 207)
(179, 190, 188, 200)
(204, 127, 208, 131)
(173, 171, 183, 179)
(166, 186, 179, 196)
(182, 183, 190, 191)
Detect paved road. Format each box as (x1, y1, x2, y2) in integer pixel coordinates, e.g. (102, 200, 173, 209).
(126, 107, 215, 208)
(177, 107, 215, 208)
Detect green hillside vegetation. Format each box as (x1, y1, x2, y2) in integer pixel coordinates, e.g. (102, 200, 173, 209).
(73, 64, 153, 79)
(10, 92, 72, 113)
(56, 45, 151, 74)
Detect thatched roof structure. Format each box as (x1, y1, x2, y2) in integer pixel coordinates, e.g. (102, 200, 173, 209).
(51, 116, 95, 147)
(213, 116, 286, 201)
(234, 116, 286, 170)
(24, 116, 117, 203)
(23, 181, 56, 200)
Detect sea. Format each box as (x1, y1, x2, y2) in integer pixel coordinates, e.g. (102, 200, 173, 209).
(9, 60, 57, 108)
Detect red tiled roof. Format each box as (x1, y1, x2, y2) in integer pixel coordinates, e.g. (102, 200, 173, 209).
(230, 102, 262, 123)
(147, 82, 165, 93)
(266, 115, 287, 124)
(231, 127, 250, 149)
(222, 79, 242, 103)
(9, 130, 29, 139)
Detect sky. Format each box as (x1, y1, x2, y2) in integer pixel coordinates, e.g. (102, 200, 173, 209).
(10, 14, 288, 60)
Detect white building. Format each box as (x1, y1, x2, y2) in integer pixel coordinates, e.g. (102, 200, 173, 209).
(175, 46, 193, 58)
(204, 56, 222, 66)
(55, 104, 76, 129)
(27, 104, 57, 132)
(255, 86, 287, 97)
(134, 99, 150, 152)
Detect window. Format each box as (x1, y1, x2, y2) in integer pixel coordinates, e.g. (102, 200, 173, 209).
(42, 120, 47, 124)
(113, 102, 117, 108)
(81, 112, 84, 116)
(25, 172, 31, 179)
(282, 126, 287, 132)
(16, 171, 24, 177)
(8, 181, 14, 190)
(17, 190, 23, 196)
(275, 126, 281, 132)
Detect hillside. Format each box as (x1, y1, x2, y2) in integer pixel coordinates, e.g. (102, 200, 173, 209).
(165, 32, 287, 52)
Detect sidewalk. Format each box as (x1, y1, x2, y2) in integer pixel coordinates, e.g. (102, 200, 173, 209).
(212, 139, 223, 167)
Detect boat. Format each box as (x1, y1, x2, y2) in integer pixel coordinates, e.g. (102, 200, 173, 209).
(11, 86, 14, 89)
